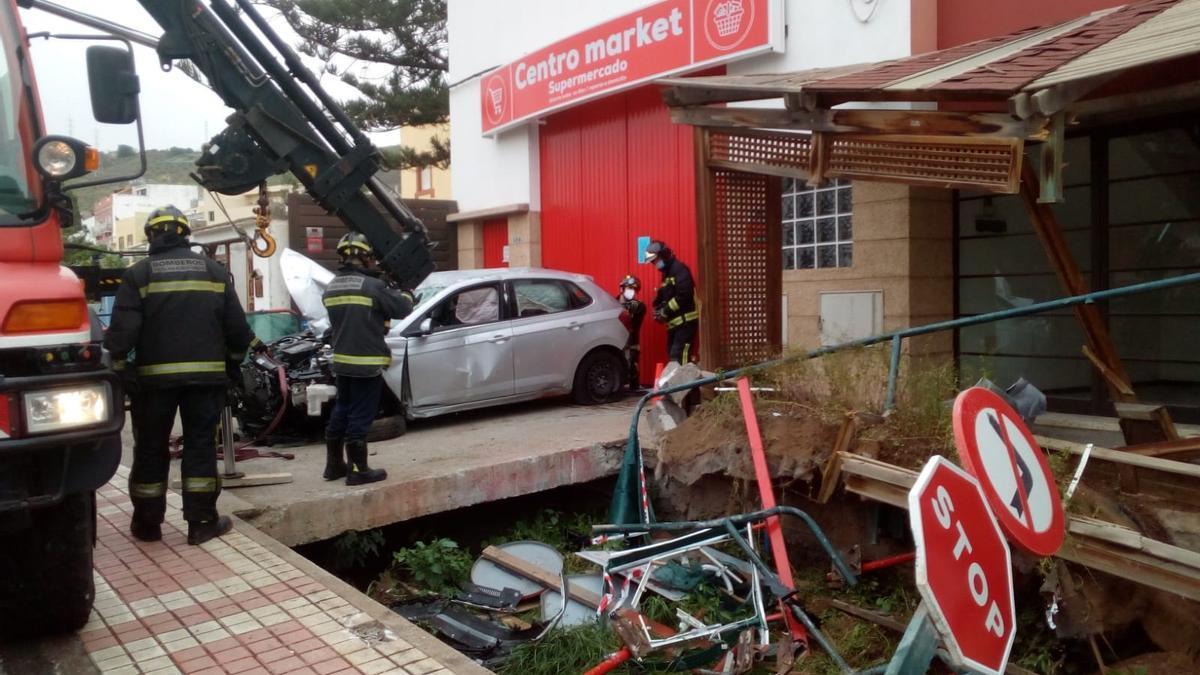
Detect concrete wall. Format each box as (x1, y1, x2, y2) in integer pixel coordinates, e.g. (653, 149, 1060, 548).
(782, 182, 954, 357)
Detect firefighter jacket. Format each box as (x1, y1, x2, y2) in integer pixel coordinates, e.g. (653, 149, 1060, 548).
(653, 258, 699, 329)
(618, 296, 646, 348)
(322, 266, 414, 377)
(104, 235, 259, 389)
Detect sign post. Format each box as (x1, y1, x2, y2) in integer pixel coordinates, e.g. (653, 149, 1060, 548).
(953, 387, 1066, 557)
(904, 455, 1016, 675)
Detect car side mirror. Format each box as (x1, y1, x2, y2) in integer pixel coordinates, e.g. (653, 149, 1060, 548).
(86, 46, 140, 124)
(404, 317, 434, 337)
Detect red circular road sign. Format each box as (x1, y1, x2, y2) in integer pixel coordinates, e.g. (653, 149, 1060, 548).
(953, 387, 1065, 556)
(909, 456, 1016, 675)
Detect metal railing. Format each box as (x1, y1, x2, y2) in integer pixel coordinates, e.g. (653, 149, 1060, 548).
(610, 270, 1200, 524)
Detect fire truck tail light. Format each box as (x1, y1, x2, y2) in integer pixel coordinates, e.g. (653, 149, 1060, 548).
(2, 300, 86, 334)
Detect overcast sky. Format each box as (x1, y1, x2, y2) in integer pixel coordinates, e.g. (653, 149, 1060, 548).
(19, 0, 396, 151)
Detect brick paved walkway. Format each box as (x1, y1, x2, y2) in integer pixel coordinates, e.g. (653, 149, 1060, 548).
(79, 466, 475, 675)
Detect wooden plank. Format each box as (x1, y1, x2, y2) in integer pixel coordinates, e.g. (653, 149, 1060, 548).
(1114, 402, 1171, 422)
(1082, 345, 1135, 396)
(694, 127, 721, 373)
(817, 417, 858, 504)
(830, 599, 906, 633)
(1019, 163, 1141, 412)
(1058, 537, 1200, 602)
(1068, 516, 1200, 570)
(480, 545, 603, 609)
(838, 452, 919, 488)
(671, 106, 1047, 139)
(707, 159, 808, 180)
(845, 476, 910, 510)
(1036, 436, 1200, 480)
(1121, 436, 1200, 460)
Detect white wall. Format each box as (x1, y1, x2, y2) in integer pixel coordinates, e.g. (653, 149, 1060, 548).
(448, 0, 913, 213)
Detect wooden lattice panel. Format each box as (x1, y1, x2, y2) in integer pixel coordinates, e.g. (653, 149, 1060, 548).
(712, 169, 776, 367)
(709, 130, 812, 179)
(825, 134, 1023, 193)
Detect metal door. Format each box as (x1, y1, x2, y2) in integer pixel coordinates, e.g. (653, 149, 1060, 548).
(406, 284, 515, 407)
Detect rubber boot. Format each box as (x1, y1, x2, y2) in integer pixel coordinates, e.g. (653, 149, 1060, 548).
(323, 436, 347, 481)
(130, 519, 162, 543)
(187, 515, 233, 545)
(345, 440, 387, 486)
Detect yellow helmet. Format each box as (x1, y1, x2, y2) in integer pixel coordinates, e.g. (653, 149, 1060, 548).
(144, 205, 190, 237)
(336, 231, 373, 258)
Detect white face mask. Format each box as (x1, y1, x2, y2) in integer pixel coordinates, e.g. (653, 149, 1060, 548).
(622, 288, 636, 301)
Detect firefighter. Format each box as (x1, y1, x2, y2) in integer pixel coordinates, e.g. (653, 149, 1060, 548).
(104, 205, 262, 545)
(616, 275, 646, 389)
(644, 240, 699, 364)
(321, 232, 415, 486)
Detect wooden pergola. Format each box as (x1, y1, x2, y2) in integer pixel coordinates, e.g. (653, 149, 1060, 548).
(661, 0, 1200, 452)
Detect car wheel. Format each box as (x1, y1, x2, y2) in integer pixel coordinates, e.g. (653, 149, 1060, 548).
(572, 350, 624, 405)
(367, 414, 407, 442)
(0, 492, 96, 639)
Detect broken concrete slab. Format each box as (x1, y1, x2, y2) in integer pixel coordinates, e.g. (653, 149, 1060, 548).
(205, 399, 645, 546)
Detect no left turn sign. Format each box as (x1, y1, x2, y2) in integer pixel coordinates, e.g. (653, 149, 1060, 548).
(953, 387, 1065, 557)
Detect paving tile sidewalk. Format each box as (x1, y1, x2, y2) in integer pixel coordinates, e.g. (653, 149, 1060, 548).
(81, 466, 486, 675)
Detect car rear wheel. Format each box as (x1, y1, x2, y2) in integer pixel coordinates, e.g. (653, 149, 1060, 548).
(0, 492, 96, 639)
(367, 414, 407, 442)
(572, 350, 624, 405)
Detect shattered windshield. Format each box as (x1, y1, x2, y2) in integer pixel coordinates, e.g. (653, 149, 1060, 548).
(413, 282, 448, 308)
(0, 2, 39, 225)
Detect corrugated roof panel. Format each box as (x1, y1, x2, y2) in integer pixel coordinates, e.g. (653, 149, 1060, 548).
(1030, 0, 1200, 88)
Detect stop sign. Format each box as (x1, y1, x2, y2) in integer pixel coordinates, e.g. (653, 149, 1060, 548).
(909, 456, 1016, 675)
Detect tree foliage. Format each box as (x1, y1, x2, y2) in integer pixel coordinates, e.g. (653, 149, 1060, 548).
(264, 0, 450, 169)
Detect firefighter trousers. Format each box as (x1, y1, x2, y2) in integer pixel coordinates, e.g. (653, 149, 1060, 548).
(129, 385, 225, 525)
(326, 375, 385, 442)
(667, 321, 698, 364)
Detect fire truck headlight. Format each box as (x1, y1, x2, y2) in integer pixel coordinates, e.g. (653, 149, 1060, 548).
(36, 140, 78, 178)
(23, 383, 111, 435)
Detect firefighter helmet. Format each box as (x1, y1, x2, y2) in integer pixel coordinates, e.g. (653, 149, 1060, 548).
(143, 205, 190, 238)
(619, 274, 641, 291)
(336, 232, 373, 258)
(643, 240, 671, 264)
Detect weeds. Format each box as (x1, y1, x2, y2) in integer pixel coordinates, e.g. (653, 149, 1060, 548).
(333, 529, 385, 571)
(500, 622, 626, 675)
(391, 539, 473, 595)
(888, 356, 958, 455)
(489, 508, 604, 573)
(1013, 605, 1066, 674)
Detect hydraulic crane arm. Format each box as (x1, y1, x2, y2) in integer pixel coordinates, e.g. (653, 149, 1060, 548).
(33, 0, 435, 289)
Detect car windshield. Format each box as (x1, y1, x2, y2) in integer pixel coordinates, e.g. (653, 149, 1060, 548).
(0, 3, 39, 225)
(412, 282, 448, 308)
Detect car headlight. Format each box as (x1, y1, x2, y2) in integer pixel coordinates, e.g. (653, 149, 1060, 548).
(23, 383, 111, 435)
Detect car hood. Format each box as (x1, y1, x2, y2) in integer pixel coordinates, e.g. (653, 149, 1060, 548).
(280, 248, 334, 335)
(280, 248, 420, 339)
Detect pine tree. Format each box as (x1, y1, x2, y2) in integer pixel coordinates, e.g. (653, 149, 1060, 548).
(264, 0, 449, 170)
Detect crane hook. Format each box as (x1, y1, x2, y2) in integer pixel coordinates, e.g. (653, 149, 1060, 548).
(249, 181, 277, 258)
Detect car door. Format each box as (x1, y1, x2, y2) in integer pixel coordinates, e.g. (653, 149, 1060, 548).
(405, 283, 515, 408)
(509, 278, 584, 394)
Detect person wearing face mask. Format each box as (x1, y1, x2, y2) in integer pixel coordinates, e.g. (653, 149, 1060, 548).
(616, 275, 646, 389)
(644, 240, 699, 364)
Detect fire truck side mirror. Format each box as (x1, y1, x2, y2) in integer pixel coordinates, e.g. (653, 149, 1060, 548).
(86, 46, 139, 125)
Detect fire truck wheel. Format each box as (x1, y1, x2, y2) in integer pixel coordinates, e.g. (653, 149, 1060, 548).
(0, 492, 96, 639)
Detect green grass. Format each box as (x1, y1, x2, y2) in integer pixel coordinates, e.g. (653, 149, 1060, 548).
(500, 622, 628, 675)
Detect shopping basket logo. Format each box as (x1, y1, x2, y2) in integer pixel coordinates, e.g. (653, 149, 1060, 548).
(713, 0, 745, 37)
(704, 0, 755, 52)
(483, 72, 508, 127)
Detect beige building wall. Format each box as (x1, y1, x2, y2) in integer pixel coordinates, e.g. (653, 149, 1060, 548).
(194, 184, 292, 227)
(112, 212, 149, 251)
(782, 181, 954, 358)
(397, 124, 452, 200)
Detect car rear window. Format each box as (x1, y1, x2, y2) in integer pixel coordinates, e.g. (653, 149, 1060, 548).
(565, 282, 593, 309)
(513, 279, 571, 318)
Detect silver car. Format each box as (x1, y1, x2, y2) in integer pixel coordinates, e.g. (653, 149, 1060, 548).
(381, 268, 630, 418)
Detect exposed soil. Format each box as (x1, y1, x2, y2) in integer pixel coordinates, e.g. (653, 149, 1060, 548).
(657, 399, 842, 487)
(1099, 651, 1200, 674)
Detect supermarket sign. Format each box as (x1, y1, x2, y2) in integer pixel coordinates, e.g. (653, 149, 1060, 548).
(480, 0, 783, 135)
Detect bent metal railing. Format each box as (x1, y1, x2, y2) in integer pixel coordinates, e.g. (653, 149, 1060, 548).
(609, 270, 1200, 525)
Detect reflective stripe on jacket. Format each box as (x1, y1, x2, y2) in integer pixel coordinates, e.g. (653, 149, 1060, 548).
(103, 236, 256, 389)
(653, 258, 698, 327)
(322, 266, 414, 377)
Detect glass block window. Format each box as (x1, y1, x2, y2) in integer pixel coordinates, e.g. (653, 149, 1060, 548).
(782, 178, 853, 270)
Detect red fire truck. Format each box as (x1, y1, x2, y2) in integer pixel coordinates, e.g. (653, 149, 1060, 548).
(1, 0, 134, 636)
